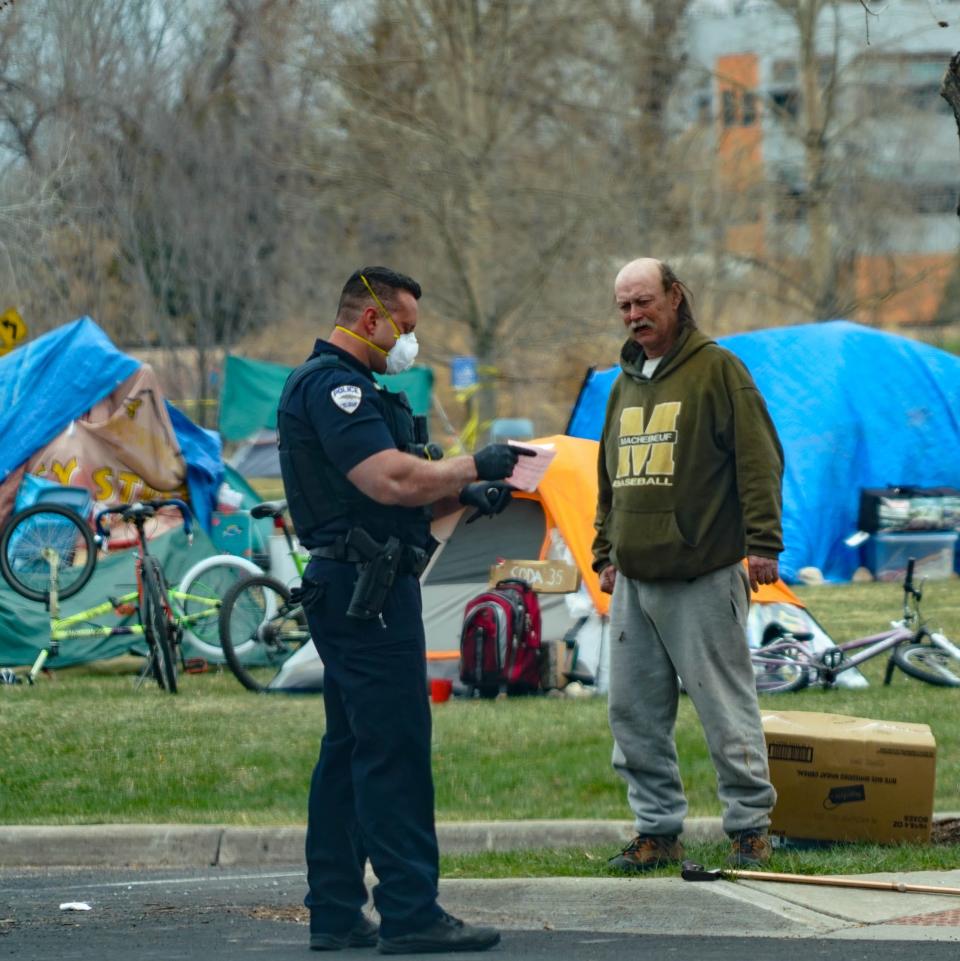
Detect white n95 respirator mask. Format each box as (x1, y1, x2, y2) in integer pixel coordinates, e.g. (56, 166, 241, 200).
(385, 332, 419, 374)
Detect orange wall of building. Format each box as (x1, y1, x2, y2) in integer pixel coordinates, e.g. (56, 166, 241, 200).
(854, 253, 956, 327)
(716, 53, 763, 187)
(716, 53, 765, 257)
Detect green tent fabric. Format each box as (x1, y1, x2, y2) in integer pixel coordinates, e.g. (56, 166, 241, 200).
(219, 354, 434, 442)
(0, 527, 222, 669)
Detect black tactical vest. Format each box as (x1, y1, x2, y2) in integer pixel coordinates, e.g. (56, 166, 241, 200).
(277, 351, 432, 549)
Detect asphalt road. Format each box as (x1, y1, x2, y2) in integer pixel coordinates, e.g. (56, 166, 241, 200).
(4, 865, 960, 961)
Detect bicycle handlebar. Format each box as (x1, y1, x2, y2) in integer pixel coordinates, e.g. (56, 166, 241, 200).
(903, 557, 923, 601)
(95, 498, 193, 542)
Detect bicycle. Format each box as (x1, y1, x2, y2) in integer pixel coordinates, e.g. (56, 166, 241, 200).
(0, 499, 197, 692)
(751, 558, 960, 693)
(217, 500, 313, 693)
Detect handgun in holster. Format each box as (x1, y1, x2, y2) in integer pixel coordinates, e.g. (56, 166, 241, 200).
(345, 528, 403, 620)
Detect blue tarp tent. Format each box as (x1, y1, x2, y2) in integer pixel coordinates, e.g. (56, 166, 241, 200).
(0, 316, 223, 529)
(566, 321, 960, 583)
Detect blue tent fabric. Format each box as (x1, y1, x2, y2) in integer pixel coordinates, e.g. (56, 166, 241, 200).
(0, 317, 140, 483)
(166, 403, 224, 532)
(0, 317, 221, 531)
(566, 321, 960, 583)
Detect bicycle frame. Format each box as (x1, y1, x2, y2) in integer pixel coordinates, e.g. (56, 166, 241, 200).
(753, 558, 958, 690)
(758, 623, 914, 688)
(23, 500, 198, 685)
(36, 585, 220, 676)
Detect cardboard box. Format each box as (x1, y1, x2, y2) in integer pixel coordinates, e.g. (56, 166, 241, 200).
(488, 559, 580, 594)
(539, 639, 572, 690)
(762, 710, 936, 844)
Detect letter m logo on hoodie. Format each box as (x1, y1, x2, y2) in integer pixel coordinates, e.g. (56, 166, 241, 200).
(616, 403, 681, 479)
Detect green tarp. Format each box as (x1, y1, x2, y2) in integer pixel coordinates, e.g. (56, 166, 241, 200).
(219, 355, 434, 442)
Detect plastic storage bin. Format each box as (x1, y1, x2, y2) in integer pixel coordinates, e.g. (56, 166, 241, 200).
(14, 474, 93, 518)
(209, 510, 253, 559)
(865, 531, 958, 582)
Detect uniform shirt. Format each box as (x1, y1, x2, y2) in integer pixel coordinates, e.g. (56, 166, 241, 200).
(297, 340, 396, 468)
(280, 339, 411, 549)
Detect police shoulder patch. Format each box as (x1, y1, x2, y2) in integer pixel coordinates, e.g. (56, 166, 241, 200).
(331, 384, 363, 414)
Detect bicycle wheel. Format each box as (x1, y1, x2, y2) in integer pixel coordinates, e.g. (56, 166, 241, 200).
(142, 556, 178, 693)
(752, 650, 811, 694)
(175, 554, 264, 658)
(219, 574, 311, 693)
(891, 643, 960, 687)
(0, 504, 97, 602)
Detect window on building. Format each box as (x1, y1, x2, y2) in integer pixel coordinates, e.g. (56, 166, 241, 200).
(742, 91, 758, 126)
(768, 89, 799, 121)
(772, 187, 807, 224)
(906, 84, 948, 112)
(722, 90, 737, 127)
(859, 52, 953, 115)
(695, 93, 712, 123)
(907, 183, 957, 215)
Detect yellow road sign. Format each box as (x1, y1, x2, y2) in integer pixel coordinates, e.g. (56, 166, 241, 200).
(0, 308, 26, 356)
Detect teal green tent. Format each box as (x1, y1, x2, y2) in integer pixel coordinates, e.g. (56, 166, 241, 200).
(219, 355, 434, 442)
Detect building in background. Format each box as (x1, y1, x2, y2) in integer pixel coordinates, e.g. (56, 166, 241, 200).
(683, 0, 960, 329)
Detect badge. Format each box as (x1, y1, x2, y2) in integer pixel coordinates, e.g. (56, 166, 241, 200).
(331, 385, 362, 414)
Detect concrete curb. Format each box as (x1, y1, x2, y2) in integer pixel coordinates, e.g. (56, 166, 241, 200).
(3, 815, 958, 869)
(0, 818, 723, 869)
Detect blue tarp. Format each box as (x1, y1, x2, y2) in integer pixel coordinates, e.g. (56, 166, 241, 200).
(166, 403, 223, 531)
(0, 317, 139, 483)
(566, 321, 960, 583)
(0, 317, 222, 529)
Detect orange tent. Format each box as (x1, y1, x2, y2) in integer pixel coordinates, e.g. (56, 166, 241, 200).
(513, 434, 806, 616)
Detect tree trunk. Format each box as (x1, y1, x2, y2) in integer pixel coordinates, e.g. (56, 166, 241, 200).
(942, 52, 960, 220)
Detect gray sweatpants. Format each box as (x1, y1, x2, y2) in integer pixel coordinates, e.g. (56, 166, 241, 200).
(607, 562, 775, 837)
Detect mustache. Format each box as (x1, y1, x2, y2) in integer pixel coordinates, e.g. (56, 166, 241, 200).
(630, 320, 654, 332)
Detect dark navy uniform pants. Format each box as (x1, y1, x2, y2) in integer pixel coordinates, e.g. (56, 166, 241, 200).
(300, 557, 442, 939)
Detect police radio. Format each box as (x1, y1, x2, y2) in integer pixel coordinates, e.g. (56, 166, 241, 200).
(405, 415, 443, 461)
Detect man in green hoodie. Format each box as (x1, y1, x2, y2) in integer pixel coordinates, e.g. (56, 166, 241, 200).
(593, 257, 783, 872)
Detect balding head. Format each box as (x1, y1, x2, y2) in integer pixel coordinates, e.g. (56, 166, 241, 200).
(614, 258, 696, 359)
(614, 258, 662, 291)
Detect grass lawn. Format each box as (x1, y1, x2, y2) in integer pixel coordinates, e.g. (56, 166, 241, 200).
(1, 577, 959, 875)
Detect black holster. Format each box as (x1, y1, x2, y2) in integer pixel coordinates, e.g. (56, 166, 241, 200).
(309, 528, 437, 620)
(345, 528, 402, 620)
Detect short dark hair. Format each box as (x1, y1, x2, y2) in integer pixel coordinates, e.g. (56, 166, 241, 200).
(659, 261, 697, 331)
(337, 266, 422, 318)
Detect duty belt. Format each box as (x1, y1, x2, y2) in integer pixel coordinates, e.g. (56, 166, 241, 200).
(310, 533, 433, 577)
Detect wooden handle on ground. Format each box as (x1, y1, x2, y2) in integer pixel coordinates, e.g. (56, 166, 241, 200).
(728, 869, 960, 896)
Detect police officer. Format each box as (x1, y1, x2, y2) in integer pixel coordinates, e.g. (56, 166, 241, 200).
(277, 266, 528, 954)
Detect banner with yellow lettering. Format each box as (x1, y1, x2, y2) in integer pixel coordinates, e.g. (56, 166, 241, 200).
(8, 366, 189, 531)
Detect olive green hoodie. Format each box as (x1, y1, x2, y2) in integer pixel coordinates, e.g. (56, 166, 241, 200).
(592, 327, 784, 581)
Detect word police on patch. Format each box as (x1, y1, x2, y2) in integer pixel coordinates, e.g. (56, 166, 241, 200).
(331, 385, 363, 414)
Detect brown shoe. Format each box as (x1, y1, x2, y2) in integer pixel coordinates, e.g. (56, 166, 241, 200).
(727, 829, 772, 867)
(608, 834, 684, 872)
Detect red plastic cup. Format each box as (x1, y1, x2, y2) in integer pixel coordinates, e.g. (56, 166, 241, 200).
(430, 678, 453, 703)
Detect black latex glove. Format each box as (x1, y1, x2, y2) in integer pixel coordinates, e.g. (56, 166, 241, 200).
(459, 481, 514, 524)
(472, 443, 535, 481)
